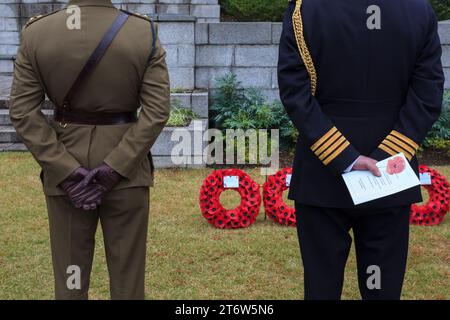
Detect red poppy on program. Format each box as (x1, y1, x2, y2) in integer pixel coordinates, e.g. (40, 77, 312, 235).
(387, 156, 406, 175)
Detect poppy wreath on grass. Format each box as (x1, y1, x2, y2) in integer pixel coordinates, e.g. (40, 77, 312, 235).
(263, 168, 296, 227)
(410, 165, 450, 226)
(199, 169, 261, 229)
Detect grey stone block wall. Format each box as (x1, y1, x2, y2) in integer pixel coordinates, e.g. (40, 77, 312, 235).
(158, 18, 196, 89)
(194, 22, 282, 100)
(439, 21, 450, 88)
(170, 90, 208, 118)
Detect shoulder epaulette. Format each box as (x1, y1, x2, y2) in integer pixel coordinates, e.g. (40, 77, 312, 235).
(25, 9, 61, 28)
(120, 9, 153, 22)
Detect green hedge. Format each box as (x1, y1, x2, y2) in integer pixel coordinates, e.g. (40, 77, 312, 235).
(430, 0, 450, 20)
(220, 0, 285, 22)
(220, 0, 450, 22)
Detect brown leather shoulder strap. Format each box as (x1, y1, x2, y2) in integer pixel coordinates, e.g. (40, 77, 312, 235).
(62, 11, 129, 109)
(147, 19, 157, 65)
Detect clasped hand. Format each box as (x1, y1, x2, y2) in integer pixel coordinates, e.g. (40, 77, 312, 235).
(59, 163, 122, 210)
(351, 155, 382, 177)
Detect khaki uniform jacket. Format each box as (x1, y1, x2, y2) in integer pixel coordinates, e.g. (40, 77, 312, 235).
(10, 0, 171, 196)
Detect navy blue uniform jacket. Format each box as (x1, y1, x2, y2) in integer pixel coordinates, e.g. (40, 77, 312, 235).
(278, 0, 444, 208)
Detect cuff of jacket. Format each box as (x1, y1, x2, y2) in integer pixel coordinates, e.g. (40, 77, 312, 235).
(310, 126, 360, 175)
(373, 130, 419, 161)
(103, 148, 137, 179)
(343, 156, 360, 173)
(325, 143, 360, 175)
(45, 154, 81, 187)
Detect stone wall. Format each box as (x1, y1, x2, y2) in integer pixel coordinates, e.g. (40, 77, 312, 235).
(194, 22, 281, 101)
(438, 21, 450, 89)
(159, 16, 196, 89)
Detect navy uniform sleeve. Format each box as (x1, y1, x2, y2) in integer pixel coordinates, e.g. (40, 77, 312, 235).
(370, 4, 444, 161)
(277, 3, 360, 175)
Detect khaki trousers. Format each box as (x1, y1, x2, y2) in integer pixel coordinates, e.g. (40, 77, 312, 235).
(45, 187, 150, 300)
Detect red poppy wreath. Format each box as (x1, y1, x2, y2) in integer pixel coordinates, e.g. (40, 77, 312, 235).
(263, 168, 296, 227)
(199, 169, 261, 229)
(410, 165, 450, 226)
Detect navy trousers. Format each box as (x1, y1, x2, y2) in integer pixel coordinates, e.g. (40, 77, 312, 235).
(295, 203, 410, 300)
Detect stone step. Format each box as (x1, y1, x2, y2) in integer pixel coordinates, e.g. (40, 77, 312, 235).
(0, 143, 27, 151)
(0, 109, 53, 125)
(0, 142, 207, 168)
(0, 126, 20, 143)
(0, 99, 54, 110)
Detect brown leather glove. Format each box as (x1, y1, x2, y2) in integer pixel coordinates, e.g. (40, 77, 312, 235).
(78, 163, 123, 205)
(59, 167, 102, 210)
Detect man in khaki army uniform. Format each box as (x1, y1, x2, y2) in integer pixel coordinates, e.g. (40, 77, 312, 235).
(9, 0, 170, 299)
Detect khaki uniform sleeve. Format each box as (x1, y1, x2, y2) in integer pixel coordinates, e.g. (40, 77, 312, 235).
(104, 27, 171, 178)
(9, 28, 80, 185)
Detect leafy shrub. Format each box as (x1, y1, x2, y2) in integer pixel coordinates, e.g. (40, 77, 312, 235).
(209, 73, 247, 128)
(429, 0, 450, 20)
(167, 100, 198, 127)
(219, 0, 450, 22)
(210, 73, 296, 146)
(423, 97, 450, 154)
(220, 0, 285, 22)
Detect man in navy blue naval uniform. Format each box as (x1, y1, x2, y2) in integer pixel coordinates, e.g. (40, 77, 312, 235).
(278, 0, 444, 299)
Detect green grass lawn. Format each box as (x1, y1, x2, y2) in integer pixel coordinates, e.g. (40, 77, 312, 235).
(0, 152, 449, 300)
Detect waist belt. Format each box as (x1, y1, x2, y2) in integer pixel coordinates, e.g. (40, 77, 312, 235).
(54, 108, 137, 126)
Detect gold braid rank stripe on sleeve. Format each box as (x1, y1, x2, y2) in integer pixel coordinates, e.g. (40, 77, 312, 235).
(310, 127, 350, 165)
(318, 135, 346, 161)
(314, 131, 342, 158)
(292, 0, 317, 96)
(385, 136, 416, 157)
(378, 130, 419, 161)
(311, 126, 338, 152)
(379, 144, 398, 157)
(390, 130, 419, 150)
(323, 141, 350, 165)
(381, 140, 413, 160)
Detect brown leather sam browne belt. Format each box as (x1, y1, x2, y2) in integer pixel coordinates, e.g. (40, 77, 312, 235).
(55, 12, 137, 127)
(54, 109, 137, 126)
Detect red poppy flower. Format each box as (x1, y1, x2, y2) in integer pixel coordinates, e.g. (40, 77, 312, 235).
(214, 216, 227, 229)
(240, 218, 251, 228)
(386, 156, 406, 175)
